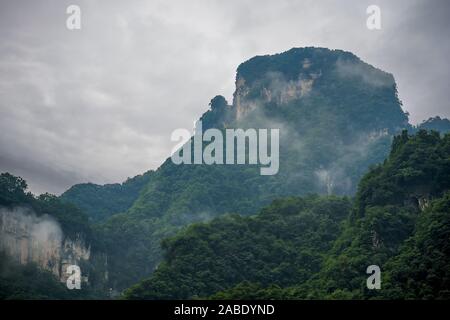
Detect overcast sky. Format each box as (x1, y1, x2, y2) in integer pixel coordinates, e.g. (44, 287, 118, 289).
(0, 0, 449, 194)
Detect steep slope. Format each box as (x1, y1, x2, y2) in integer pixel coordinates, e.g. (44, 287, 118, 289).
(61, 170, 154, 223)
(124, 130, 450, 299)
(124, 196, 351, 299)
(309, 129, 450, 299)
(96, 47, 413, 289)
(130, 47, 409, 219)
(416, 116, 450, 133)
(0, 173, 108, 299)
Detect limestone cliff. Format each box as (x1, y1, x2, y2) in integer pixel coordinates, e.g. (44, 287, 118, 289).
(0, 206, 93, 284)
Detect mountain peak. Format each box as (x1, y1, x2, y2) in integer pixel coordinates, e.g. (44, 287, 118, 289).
(231, 47, 402, 125)
(62, 47, 429, 290)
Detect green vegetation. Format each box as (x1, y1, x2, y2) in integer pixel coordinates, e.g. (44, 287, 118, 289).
(124, 196, 351, 299)
(0, 173, 107, 299)
(0, 173, 92, 242)
(0, 252, 103, 300)
(124, 131, 450, 299)
(61, 170, 154, 223)
(76, 47, 413, 290)
(416, 116, 450, 134)
(3, 47, 450, 299)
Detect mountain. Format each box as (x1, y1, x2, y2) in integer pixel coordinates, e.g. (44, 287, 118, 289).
(312, 129, 450, 299)
(2, 46, 450, 298)
(0, 173, 108, 299)
(66, 47, 409, 220)
(124, 195, 352, 299)
(61, 47, 447, 291)
(129, 47, 409, 220)
(124, 130, 450, 299)
(61, 170, 154, 223)
(416, 116, 450, 133)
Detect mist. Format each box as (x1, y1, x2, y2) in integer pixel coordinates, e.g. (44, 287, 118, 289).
(0, 206, 63, 268)
(0, 0, 449, 195)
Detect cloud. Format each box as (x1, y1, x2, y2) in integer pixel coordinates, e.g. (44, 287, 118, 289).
(335, 58, 394, 87)
(0, 0, 449, 194)
(0, 206, 63, 266)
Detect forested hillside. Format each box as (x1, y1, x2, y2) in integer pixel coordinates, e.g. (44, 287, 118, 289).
(61, 170, 154, 223)
(64, 47, 414, 290)
(2, 47, 450, 299)
(124, 196, 352, 299)
(124, 130, 450, 299)
(0, 173, 107, 299)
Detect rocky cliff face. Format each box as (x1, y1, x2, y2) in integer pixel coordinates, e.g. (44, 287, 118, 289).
(233, 57, 317, 120)
(63, 47, 415, 289)
(0, 206, 91, 283)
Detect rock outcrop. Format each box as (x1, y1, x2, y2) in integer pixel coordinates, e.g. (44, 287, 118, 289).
(0, 206, 91, 283)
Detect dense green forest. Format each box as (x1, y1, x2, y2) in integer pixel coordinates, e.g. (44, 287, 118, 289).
(3, 129, 448, 299)
(0, 173, 106, 299)
(0, 251, 103, 300)
(63, 48, 415, 289)
(124, 195, 352, 299)
(62, 48, 450, 291)
(2, 47, 450, 299)
(0, 173, 93, 241)
(125, 130, 450, 299)
(61, 170, 154, 223)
